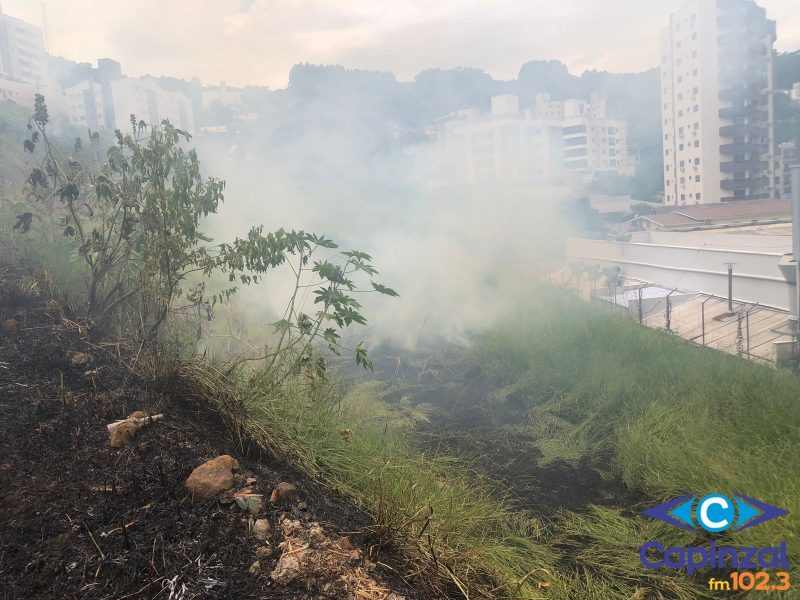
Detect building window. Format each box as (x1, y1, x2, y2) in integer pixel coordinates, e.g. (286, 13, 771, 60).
(692, 51, 698, 58)
(693, 87, 699, 95)
(679, 143, 684, 151)
(696, 193, 701, 200)
(692, 32, 697, 40)
(694, 123, 699, 130)
(694, 105, 699, 112)
(692, 68, 698, 76)
(678, 110, 683, 117)
(680, 160, 685, 168)
(695, 175, 701, 182)
(681, 194, 686, 201)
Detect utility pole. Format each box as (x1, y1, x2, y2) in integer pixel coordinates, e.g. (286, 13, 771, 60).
(792, 165, 800, 330)
(724, 263, 736, 312)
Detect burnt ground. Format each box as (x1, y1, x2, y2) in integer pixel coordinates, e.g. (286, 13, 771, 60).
(0, 265, 414, 600)
(368, 353, 644, 517)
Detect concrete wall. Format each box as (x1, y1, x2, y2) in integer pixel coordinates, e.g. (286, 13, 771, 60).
(567, 237, 795, 312)
(631, 230, 792, 252)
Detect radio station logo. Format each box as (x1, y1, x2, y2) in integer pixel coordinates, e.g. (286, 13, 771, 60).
(639, 493, 791, 580)
(643, 493, 788, 533)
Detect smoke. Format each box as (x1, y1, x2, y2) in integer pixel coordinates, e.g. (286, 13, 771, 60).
(192, 70, 574, 350)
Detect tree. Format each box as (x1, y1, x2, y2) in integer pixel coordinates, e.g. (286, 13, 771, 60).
(18, 95, 396, 372)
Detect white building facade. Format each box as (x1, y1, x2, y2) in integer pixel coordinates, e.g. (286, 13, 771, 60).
(661, 0, 777, 206)
(63, 59, 195, 133)
(435, 93, 632, 185)
(0, 8, 46, 84)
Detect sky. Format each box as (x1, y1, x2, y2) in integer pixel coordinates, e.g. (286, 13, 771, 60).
(3, 0, 800, 89)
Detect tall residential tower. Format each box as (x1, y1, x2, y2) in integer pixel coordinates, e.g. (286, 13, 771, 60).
(661, 0, 776, 205)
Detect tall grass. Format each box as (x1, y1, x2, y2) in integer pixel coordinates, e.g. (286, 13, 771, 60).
(472, 288, 800, 559)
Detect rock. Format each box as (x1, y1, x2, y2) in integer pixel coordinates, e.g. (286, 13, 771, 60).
(252, 518, 271, 542)
(270, 554, 301, 585)
(67, 351, 92, 368)
(185, 455, 240, 501)
(280, 518, 302, 537)
(255, 545, 273, 560)
(307, 523, 325, 545)
(109, 420, 140, 448)
(128, 410, 148, 420)
(234, 488, 264, 515)
(248, 560, 261, 574)
(338, 536, 354, 551)
(245, 477, 257, 485)
(270, 482, 299, 504)
(348, 549, 361, 562)
(2, 319, 18, 334)
(340, 428, 352, 441)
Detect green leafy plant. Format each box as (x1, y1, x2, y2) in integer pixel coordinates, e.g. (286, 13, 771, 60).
(18, 95, 396, 369)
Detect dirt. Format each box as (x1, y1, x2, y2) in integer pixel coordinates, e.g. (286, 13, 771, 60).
(0, 264, 414, 599)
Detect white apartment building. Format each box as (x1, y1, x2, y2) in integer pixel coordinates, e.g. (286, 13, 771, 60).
(63, 59, 195, 133)
(435, 93, 631, 185)
(0, 8, 46, 84)
(561, 93, 630, 176)
(661, 0, 777, 206)
(110, 78, 195, 133)
(435, 95, 564, 184)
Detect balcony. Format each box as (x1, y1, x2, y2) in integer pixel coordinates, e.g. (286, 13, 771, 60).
(720, 160, 768, 173)
(719, 106, 766, 121)
(721, 193, 771, 202)
(720, 177, 769, 191)
(720, 143, 767, 155)
(718, 85, 766, 103)
(719, 124, 767, 137)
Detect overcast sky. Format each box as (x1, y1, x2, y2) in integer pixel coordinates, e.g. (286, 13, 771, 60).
(3, 0, 799, 88)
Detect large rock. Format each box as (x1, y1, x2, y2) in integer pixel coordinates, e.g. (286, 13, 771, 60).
(270, 482, 299, 503)
(185, 455, 240, 501)
(109, 420, 140, 448)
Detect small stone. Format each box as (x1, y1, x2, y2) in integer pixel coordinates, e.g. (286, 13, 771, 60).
(307, 523, 325, 544)
(338, 536, 354, 551)
(109, 420, 140, 448)
(2, 319, 18, 334)
(252, 518, 271, 542)
(270, 554, 301, 585)
(340, 428, 352, 441)
(280, 518, 302, 537)
(270, 482, 299, 503)
(246, 477, 257, 485)
(67, 351, 92, 367)
(348, 549, 361, 562)
(255, 545, 273, 560)
(185, 455, 240, 502)
(234, 488, 264, 515)
(297, 501, 308, 510)
(248, 560, 261, 574)
(128, 410, 148, 420)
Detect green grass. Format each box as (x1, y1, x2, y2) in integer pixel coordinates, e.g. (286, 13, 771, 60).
(472, 288, 800, 570)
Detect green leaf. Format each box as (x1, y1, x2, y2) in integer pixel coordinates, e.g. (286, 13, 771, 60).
(371, 282, 399, 297)
(356, 342, 373, 371)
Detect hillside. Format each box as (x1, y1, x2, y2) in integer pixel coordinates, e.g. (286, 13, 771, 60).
(0, 264, 411, 600)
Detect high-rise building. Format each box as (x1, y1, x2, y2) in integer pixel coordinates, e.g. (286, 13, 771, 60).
(661, 0, 777, 205)
(0, 7, 47, 84)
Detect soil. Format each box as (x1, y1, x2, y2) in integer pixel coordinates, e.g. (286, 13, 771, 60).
(0, 264, 414, 599)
